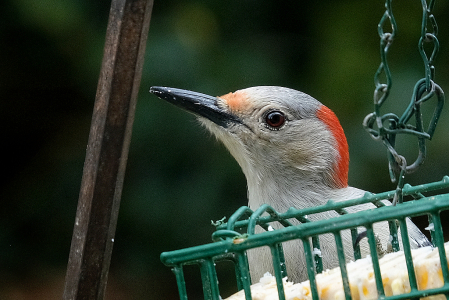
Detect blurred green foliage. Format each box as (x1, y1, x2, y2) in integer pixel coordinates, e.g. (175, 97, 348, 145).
(1, 0, 448, 298)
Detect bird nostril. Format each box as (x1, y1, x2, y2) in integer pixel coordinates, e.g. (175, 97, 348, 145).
(265, 111, 285, 129)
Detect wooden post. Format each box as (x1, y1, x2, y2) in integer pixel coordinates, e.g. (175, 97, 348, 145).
(63, 0, 153, 298)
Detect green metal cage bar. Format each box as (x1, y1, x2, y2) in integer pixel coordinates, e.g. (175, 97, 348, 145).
(302, 237, 319, 300)
(161, 176, 449, 299)
(366, 224, 385, 297)
(334, 231, 351, 300)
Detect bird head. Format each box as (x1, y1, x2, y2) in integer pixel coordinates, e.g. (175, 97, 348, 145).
(150, 86, 349, 210)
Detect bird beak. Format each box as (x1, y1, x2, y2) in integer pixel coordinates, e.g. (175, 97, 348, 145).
(150, 86, 241, 128)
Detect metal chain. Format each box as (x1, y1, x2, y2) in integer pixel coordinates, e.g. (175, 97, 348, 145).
(363, 0, 445, 201)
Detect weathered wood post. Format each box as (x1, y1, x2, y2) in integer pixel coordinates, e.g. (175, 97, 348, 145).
(63, 0, 154, 298)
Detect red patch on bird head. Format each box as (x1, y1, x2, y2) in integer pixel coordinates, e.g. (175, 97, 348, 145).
(219, 90, 250, 113)
(316, 105, 349, 188)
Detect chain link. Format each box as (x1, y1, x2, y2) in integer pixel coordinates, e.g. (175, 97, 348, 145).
(363, 0, 445, 193)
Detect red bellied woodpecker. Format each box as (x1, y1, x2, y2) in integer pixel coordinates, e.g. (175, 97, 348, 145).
(150, 86, 430, 283)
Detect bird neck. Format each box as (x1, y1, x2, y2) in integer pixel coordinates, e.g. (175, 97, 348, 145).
(245, 167, 341, 212)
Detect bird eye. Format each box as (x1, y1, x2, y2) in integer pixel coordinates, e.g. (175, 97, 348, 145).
(265, 111, 285, 129)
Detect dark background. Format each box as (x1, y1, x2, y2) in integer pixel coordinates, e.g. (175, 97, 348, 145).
(1, 0, 449, 299)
